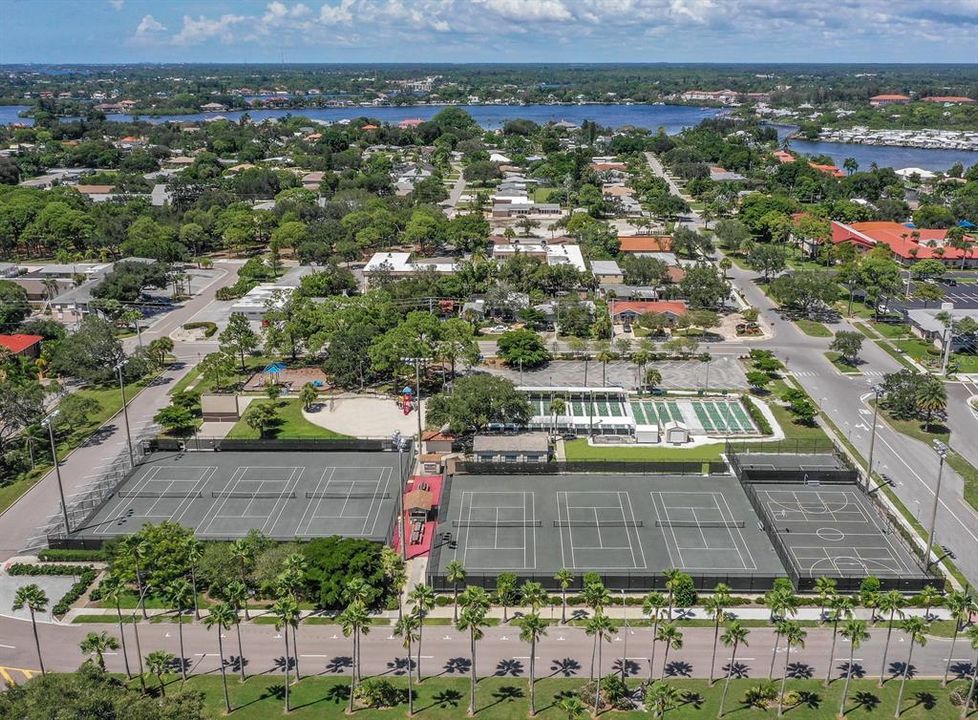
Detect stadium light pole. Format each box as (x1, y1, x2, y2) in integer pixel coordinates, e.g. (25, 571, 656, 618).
(115, 361, 135, 468)
(865, 383, 884, 489)
(924, 440, 949, 568)
(392, 431, 408, 563)
(401, 356, 431, 447)
(620, 589, 628, 681)
(42, 411, 71, 535)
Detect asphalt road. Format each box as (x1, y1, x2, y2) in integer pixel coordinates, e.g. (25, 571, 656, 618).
(1, 617, 972, 683)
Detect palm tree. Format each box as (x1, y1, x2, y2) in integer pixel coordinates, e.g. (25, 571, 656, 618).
(718, 621, 750, 718)
(825, 595, 855, 685)
(582, 580, 611, 617)
(595, 344, 617, 385)
(230, 538, 253, 620)
(705, 586, 732, 685)
(631, 349, 651, 392)
(204, 602, 237, 715)
(146, 650, 175, 697)
(814, 577, 838, 621)
(656, 622, 684, 681)
(185, 537, 203, 620)
(298, 382, 318, 411)
(516, 612, 548, 715)
(339, 599, 371, 715)
(122, 536, 150, 620)
(839, 619, 870, 717)
(663, 569, 684, 619)
(394, 611, 421, 716)
(225, 580, 249, 681)
(100, 575, 132, 679)
(496, 573, 518, 622)
(916, 380, 948, 428)
(647, 680, 681, 719)
(270, 595, 300, 713)
(457, 587, 491, 716)
(380, 546, 406, 621)
(643, 591, 667, 681)
(876, 590, 905, 687)
(13, 584, 47, 675)
(894, 616, 928, 718)
(165, 579, 194, 682)
(520, 581, 548, 613)
(445, 561, 467, 623)
(944, 590, 976, 686)
(80, 631, 119, 672)
(917, 585, 943, 621)
(558, 696, 589, 720)
(766, 588, 799, 679)
(584, 612, 615, 683)
(777, 621, 807, 717)
(961, 625, 978, 719)
(408, 583, 435, 682)
(554, 568, 574, 623)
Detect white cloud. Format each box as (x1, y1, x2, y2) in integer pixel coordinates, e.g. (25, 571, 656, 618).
(172, 14, 247, 45)
(319, 0, 357, 24)
(108, 0, 125, 9)
(475, 0, 574, 22)
(135, 14, 167, 36)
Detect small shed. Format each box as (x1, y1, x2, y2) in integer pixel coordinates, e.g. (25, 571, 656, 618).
(422, 430, 455, 454)
(663, 420, 689, 445)
(635, 424, 660, 445)
(404, 488, 434, 521)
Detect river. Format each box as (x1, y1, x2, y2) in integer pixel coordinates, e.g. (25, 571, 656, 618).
(2, 103, 975, 172)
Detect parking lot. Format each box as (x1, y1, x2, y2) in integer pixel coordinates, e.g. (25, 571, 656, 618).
(484, 357, 747, 390)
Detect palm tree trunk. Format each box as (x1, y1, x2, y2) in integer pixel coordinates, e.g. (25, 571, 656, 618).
(416, 622, 424, 682)
(649, 619, 659, 682)
(710, 620, 720, 685)
(468, 628, 477, 716)
(348, 632, 356, 715)
(894, 640, 916, 718)
(406, 633, 414, 716)
(590, 633, 598, 681)
(594, 637, 603, 714)
(718, 642, 738, 718)
(283, 630, 291, 713)
(561, 589, 567, 624)
(961, 655, 978, 720)
(840, 647, 855, 717)
(133, 619, 146, 692)
(880, 618, 894, 687)
(29, 612, 44, 675)
(190, 568, 200, 620)
(769, 631, 781, 680)
(158, 674, 166, 697)
(177, 616, 187, 682)
(292, 625, 300, 681)
(529, 636, 536, 716)
(453, 587, 459, 623)
(217, 632, 231, 714)
(661, 643, 670, 681)
(236, 621, 246, 681)
(135, 561, 148, 620)
(778, 644, 791, 716)
(944, 624, 960, 687)
(116, 603, 132, 679)
(825, 623, 838, 685)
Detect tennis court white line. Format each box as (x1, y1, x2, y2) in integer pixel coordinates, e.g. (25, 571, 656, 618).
(624, 490, 648, 570)
(617, 492, 638, 568)
(198, 466, 246, 534)
(296, 467, 334, 536)
(262, 466, 304, 535)
(365, 466, 393, 537)
(649, 493, 678, 568)
(718, 493, 756, 570)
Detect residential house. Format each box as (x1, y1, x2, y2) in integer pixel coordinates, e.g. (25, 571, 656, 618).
(363, 252, 458, 286)
(906, 306, 978, 351)
(922, 96, 975, 104)
(609, 300, 688, 324)
(201, 102, 228, 112)
(680, 89, 740, 105)
(618, 235, 673, 256)
(591, 259, 624, 286)
(0, 334, 43, 359)
(422, 430, 454, 454)
(869, 94, 911, 107)
(491, 238, 586, 272)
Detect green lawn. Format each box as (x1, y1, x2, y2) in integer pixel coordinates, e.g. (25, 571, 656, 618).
(871, 322, 911, 339)
(563, 439, 724, 462)
(951, 353, 978, 374)
(227, 399, 350, 440)
(893, 338, 940, 363)
(824, 351, 862, 375)
(533, 187, 556, 203)
(116, 675, 971, 719)
(795, 319, 833, 338)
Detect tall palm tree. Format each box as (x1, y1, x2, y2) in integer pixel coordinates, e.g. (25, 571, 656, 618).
(122, 536, 150, 620)
(595, 344, 617, 385)
(917, 585, 943, 621)
(457, 587, 491, 716)
(916, 380, 948, 428)
(944, 590, 976, 687)
(408, 583, 435, 682)
(894, 616, 928, 718)
(100, 575, 132, 679)
(520, 581, 548, 613)
(663, 569, 684, 620)
(80, 631, 119, 672)
(230, 539, 253, 620)
(225, 580, 249, 681)
(394, 610, 421, 716)
(584, 612, 615, 683)
(270, 595, 300, 713)
(582, 580, 611, 617)
(343, 577, 372, 683)
(825, 595, 855, 685)
(495, 573, 518, 623)
(839, 619, 870, 718)
(876, 590, 905, 687)
(647, 680, 681, 719)
(656, 622, 684, 681)
(643, 591, 667, 681)
(631, 349, 651, 393)
(766, 588, 799, 679)
(961, 625, 978, 720)
(146, 650, 175, 697)
(13, 584, 48, 675)
(184, 537, 204, 620)
(814, 577, 838, 621)
(718, 621, 750, 719)
(777, 621, 807, 717)
(445, 561, 467, 623)
(554, 568, 574, 623)
(165, 579, 194, 682)
(339, 599, 371, 715)
(204, 602, 237, 715)
(516, 612, 548, 716)
(705, 586, 732, 685)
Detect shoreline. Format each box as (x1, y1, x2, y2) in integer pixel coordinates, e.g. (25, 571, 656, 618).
(789, 129, 978, 153)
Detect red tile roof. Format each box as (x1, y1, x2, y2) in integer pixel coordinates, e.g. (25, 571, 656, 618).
(870, 94, 911, 101)
(618, 235, 672, 253)
(0, 334, 43, 354)
(810, 162, 846, 178)
(610, 300, 687, 317)
(831, 221, 975, 260)
(923, 96, 975, 104)
(773, 150, 796, 164)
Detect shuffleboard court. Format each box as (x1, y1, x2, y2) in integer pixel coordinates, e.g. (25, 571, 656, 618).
(67, 449, 404, 543)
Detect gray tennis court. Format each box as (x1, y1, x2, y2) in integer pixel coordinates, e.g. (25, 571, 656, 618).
(430, 473, 787, 590)
(69, 449, 403, 543)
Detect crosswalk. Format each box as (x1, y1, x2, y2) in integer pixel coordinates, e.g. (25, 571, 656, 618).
(787, 369, 886, 378)
(0, 666, 37, 686)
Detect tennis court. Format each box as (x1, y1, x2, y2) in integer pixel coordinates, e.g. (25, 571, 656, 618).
(67, 449, 404, 543)
(429, 473, 786, 590)
(630, 398, 756, 434)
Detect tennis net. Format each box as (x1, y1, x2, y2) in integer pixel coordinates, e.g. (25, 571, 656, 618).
(210, 491, 296, 499)
(452, 520, 543, 527)
(117, 490, 203, 499)
(305, 492, 391, 499)
(655, 520, 745, 528)
(554, 520, 644, 528)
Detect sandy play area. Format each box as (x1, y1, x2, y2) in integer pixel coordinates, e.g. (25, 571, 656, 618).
(302, 395, 425, 437)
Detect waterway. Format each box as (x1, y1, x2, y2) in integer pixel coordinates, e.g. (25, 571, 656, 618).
(2, 103, 975, 172)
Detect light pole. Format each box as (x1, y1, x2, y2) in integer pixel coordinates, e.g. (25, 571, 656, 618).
(940, 320, 953, 376)
(401, 356, 431, 451)
(620, 590, 628, 681)
(115, 362, 135, 468)
(42, 412, 71, 535)
(865, 383, 884, 489)
(924, 439, 949, 568)
(846, 277, 857, 318)
(392, 431, 408, 562)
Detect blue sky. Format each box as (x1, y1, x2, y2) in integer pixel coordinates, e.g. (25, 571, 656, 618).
(1, 0, 976, 64)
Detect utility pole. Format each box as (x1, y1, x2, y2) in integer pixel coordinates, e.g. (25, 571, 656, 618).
(115, 362, 135, 468)
(865, 384, 884, 489)
(42, 412, 71, 535)
(401, 356, 431, 449)
(925, 440, 949, 568)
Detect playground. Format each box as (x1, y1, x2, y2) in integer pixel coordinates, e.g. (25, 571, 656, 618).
(302, 395, 422, 438)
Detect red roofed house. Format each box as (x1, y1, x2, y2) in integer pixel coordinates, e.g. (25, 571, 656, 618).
(610, 300, 687, 324)
(0, 334, 43, 358)
(618, 235, 673, 254)
(773, 150, 796, 164)
(831, 221, 977, 266)
(398, 118, 425, 128)
(922, 96, 975, 105)
(809, 163, 846, 179)
(869, 94, 911, 107)
(590, 162, 628, 172)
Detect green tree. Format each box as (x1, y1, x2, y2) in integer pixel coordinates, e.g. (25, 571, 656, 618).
(165, 579, 194, 682)
(718, 621, 750, 718)
(679, 263, 731, 309)
(245, 402, 278, 438)
(145, 650, 175, 697)
(705, 585, 733, 685)
(830, 331, 865, 365)
(457, 586, 491, 715)
(393, 610, 421, 715)
(13, 584, 48, 675)
(645, 367, 663, 392)
(270, 594, 300, 713)
(894, 616, 928, 717)
(516, 611, 548, 715)
(839, 619, 871, 717)
(748, 244, 789, 281)
(0, 280, 32, 327)
(876, 590, 906, 687)
(643, 591, 668, 682)
(339, 599, 371, 714)
(79, 631, 119, 672)
(585, 612, 616, 712)
(298, 381, 318, 411)
(436, 318, 480, 379)
(656, 623, 684, 681)
(825, 595, 855, 686)
(446, 561, 467, 623)
(496, 328, 551, 369)
(554, 568, 574, 623)
(943, 590, 976, 687)
(495, 572, 518, 622)
(916, 378, 948, 428)
(647, 680, 681, 719)
(199, 351, 236, 392)
(961, 625, 978, 720)
(219, 312, 259, 371)
(408, 583, 435, 681)
(225, 580, 249, 681)
(427, 374, 531, 436)
(99, 575, 133, 679)
(814, 576, 838, 620)
(776, 621, 806, 717)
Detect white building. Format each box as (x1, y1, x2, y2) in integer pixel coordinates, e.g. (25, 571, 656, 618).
(230, 284, 296, 321)
(491, 241, 586, 272)
(363, 252, 458, 286)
